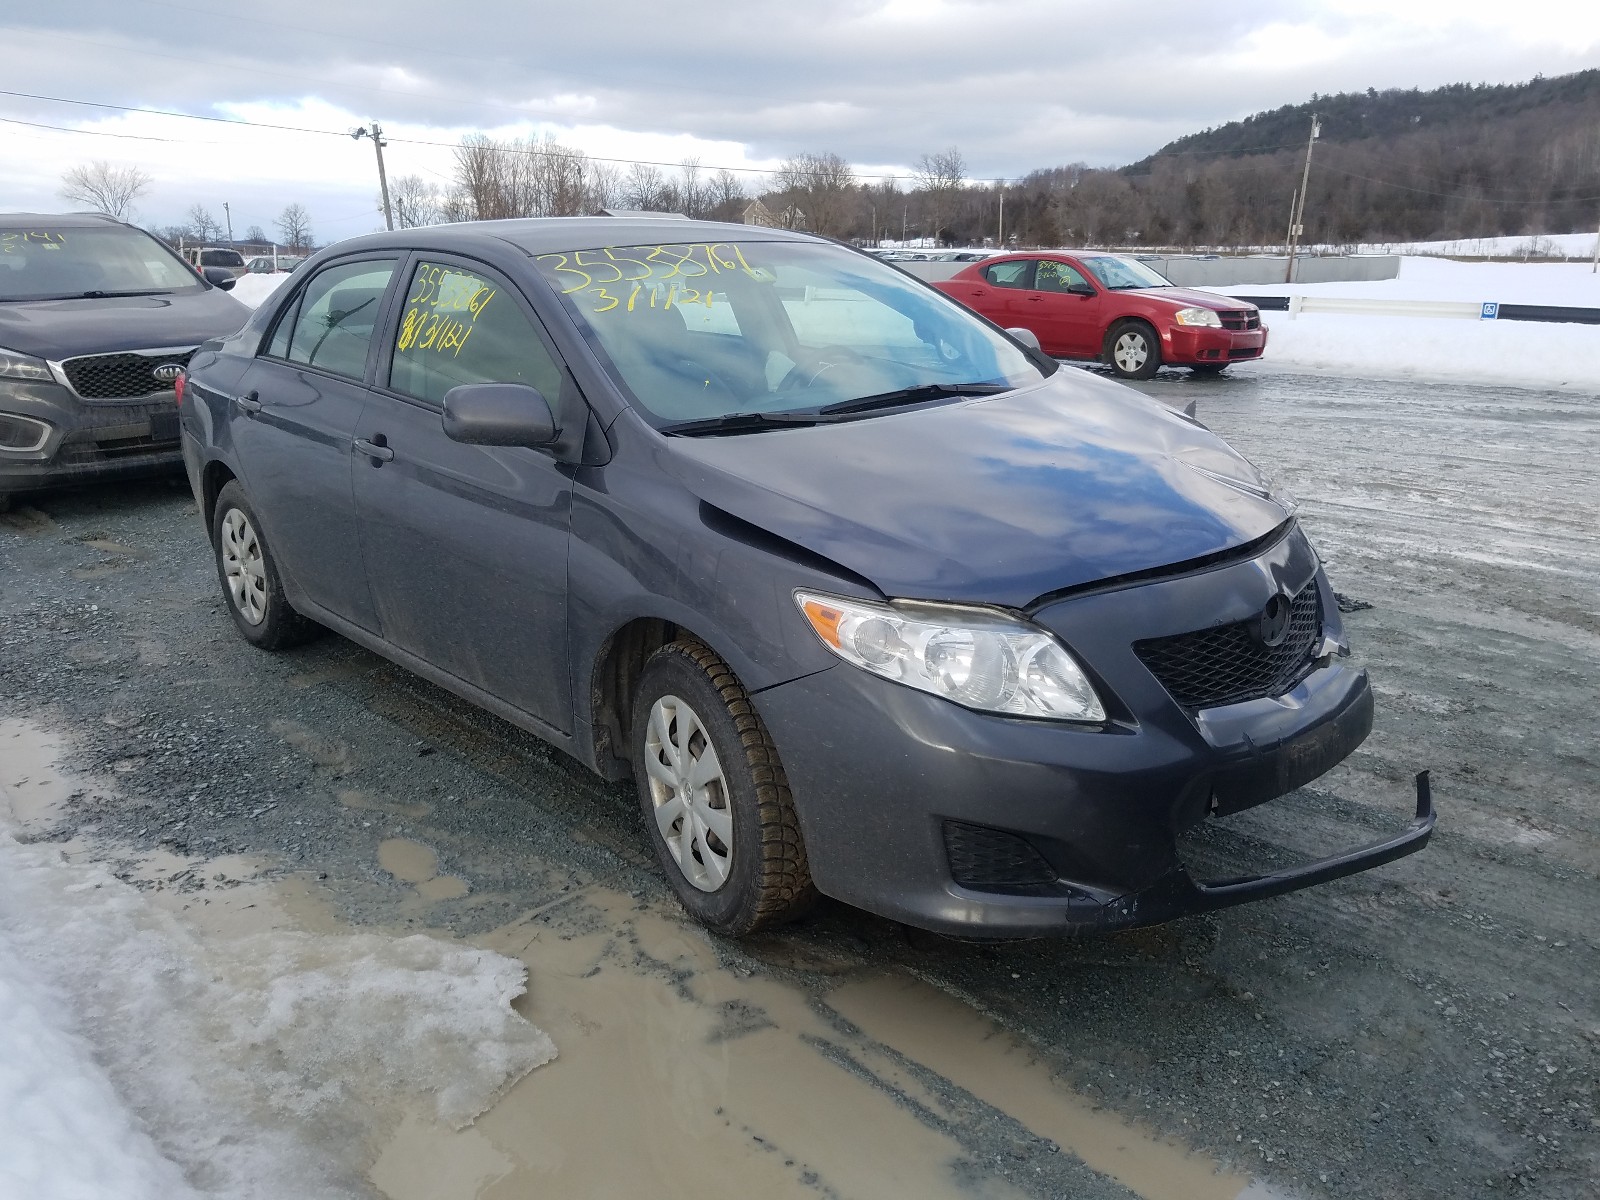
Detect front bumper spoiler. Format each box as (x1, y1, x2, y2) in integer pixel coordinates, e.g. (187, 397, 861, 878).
(1096, 771, 1437, 930)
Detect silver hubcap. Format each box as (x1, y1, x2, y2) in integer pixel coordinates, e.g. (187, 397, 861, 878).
(220, 508, 268, 625)
(644, 694, 733, 892)
(1113, 331, 1149, 373)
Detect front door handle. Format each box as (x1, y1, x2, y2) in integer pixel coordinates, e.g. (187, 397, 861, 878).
(353, 436, 394, 463)
(236, 391, 262, 414)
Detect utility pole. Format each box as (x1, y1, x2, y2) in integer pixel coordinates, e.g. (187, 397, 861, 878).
(1284, 115, 1320, 283)
(997, 185, 1005, 249)
(222, 201, 232, 243)
(353, 122, 395, 231)
(1592, 216, 1599, 274)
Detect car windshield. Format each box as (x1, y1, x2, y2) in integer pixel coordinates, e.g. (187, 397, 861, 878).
(1079, 255, 1172, 291)
(0, 226, 204, 301)
(535, 239, 1046, 428)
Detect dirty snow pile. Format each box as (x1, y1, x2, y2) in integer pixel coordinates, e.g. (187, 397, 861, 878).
(0, 808, 555, 1199)
(1213, 257, 1600, 392)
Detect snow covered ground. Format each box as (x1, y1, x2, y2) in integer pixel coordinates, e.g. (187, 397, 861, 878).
(1344, 232, 1599, 259)
(1202, 257, 1600, 392)
(0, 733, 555, 1200)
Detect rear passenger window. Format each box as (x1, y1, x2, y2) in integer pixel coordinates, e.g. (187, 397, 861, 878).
(982, 260, 1033, 289)
(277, 259, 397, 380)
(389, 260, 563, 406)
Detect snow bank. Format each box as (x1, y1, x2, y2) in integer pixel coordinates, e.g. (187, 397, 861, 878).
(228, 273, 290, 309)
(1201, 258, 1600, 392)
(0, 796, 555, 1199)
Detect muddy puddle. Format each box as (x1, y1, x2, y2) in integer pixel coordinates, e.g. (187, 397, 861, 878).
(2, 718, 1287, 1200)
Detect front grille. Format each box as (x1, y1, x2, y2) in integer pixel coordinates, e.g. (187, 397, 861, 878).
(1218, 310, 1261, 331)
(1134, 581, 1323, 709)
(61, 349, 195, 400)
(944, 821, 1062, 894)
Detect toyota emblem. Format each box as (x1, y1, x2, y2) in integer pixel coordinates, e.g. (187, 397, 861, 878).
(1256, 593, 1293, 647)
(152, 362, 185, 384)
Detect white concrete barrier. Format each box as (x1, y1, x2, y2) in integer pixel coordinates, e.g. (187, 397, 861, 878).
(1287, 297, 1485, 320)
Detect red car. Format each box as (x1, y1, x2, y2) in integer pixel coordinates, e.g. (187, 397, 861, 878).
(932, 252, 1266, 379)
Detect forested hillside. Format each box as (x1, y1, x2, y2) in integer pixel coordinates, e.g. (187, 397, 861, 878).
(999, 70, 1600, 248)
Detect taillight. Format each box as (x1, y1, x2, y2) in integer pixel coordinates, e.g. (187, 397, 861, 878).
(174, 372, 186, 407)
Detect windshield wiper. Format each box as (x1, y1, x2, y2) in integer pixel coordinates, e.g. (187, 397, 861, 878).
(816, 382, 1009, 416)
(661, 410, 825, 437)
(77, 289, 176, 298)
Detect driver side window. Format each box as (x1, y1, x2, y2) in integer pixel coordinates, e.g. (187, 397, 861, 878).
(1034, 260, 1090, 293)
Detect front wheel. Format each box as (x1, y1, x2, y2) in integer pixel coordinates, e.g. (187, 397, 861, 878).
(630, 640, 817, 934)
(1105, 321, 1161, 380)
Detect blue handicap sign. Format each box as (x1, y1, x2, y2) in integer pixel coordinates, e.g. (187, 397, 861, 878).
(1481, 302, 1499, 320)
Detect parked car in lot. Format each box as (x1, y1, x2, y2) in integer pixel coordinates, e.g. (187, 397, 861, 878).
(182, 246, 249, 278)
(933, 251, 1267, 379)
(180, 218, 1431, 937)
(243, 254, 305, 274)
(0, 213, 249, 506)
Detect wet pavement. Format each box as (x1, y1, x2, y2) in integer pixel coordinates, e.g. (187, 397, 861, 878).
(1, 367, 1596, 1199)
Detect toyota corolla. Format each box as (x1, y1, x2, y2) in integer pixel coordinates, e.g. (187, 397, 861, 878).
(179, 218, 1432, 937)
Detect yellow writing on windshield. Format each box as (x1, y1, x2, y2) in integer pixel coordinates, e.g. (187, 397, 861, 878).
(397, 264, 496, 357)
(537, 243, 763, 315)
(1, 232, 66, 253)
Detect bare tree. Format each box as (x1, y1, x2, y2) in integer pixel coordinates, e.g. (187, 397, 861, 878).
(677, 157, 709, 219)
(584, 161, 624, 213)
(915, 147, 967, 245)
(59, 161, 152, 220)
(774, 152, 855, 236)
(245, 224, 267, 243)
(187, 205, 224, 243)
(275, 204, 313, 253)
(389, 174, 442, 228)
(707, 169, 745, 219)
(622, 163, 670, 211)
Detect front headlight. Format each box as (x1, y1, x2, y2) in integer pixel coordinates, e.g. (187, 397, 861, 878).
(795, 591, 1106, 722)
(0, 345, 54, 383)
(1173, 307, 1222, 328)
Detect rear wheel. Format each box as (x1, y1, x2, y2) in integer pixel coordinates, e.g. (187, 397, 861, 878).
(210, 481, 320, 650)
(1106, 320, 1161, 380)
(630, 639, 817, 934)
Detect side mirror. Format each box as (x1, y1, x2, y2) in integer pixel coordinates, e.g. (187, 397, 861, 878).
(203, 267, 237, 291)
(1066, 282, 1096, 297)
(442, 383, 560, 447)
(1005, 326, 1042, 351)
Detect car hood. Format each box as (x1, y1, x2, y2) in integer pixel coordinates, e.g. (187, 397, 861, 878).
(662, 372, 1291, 609)
(0, 290, 250, 360)
(1129, 286, 1255, 311)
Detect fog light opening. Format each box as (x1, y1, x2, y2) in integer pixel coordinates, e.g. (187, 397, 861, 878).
(0, 412, 51, 453)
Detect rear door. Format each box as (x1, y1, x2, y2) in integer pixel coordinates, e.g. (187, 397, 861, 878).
(229, 255, 401, 629)
(350, 254, 579, 731)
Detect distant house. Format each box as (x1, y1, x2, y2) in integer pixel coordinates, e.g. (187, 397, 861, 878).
(742, 199, 780, 228)
(744, 199, 807, 230)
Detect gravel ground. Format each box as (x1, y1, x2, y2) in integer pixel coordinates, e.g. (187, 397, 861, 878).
(1, 368, 1596, 1199)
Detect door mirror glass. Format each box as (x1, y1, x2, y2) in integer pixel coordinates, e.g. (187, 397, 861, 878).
(203, 266, 237, 290)
(442, 383, 559, 447)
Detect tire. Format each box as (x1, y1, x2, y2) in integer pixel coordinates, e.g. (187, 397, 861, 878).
(210, 481, 320, 650)
(1189, 363, 1228, 376)
(630, 639, 817, 935)
(1105, 320, 1161, 380)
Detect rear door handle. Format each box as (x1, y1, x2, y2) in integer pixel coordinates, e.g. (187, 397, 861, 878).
(353, 437, 394, 463)
(235, 391, 262, 414)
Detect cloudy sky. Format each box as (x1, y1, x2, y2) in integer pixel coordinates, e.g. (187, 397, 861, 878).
(2, 0, 1597, 240)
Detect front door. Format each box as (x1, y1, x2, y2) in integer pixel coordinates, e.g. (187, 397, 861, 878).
(1028, 258, 1102, 359)
(351, 255, 578, 731)
(228, 255, 400, 629)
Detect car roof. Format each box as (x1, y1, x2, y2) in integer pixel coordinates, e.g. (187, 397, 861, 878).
(321, 216, 822, 258)
(0, 211, 127, 229)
